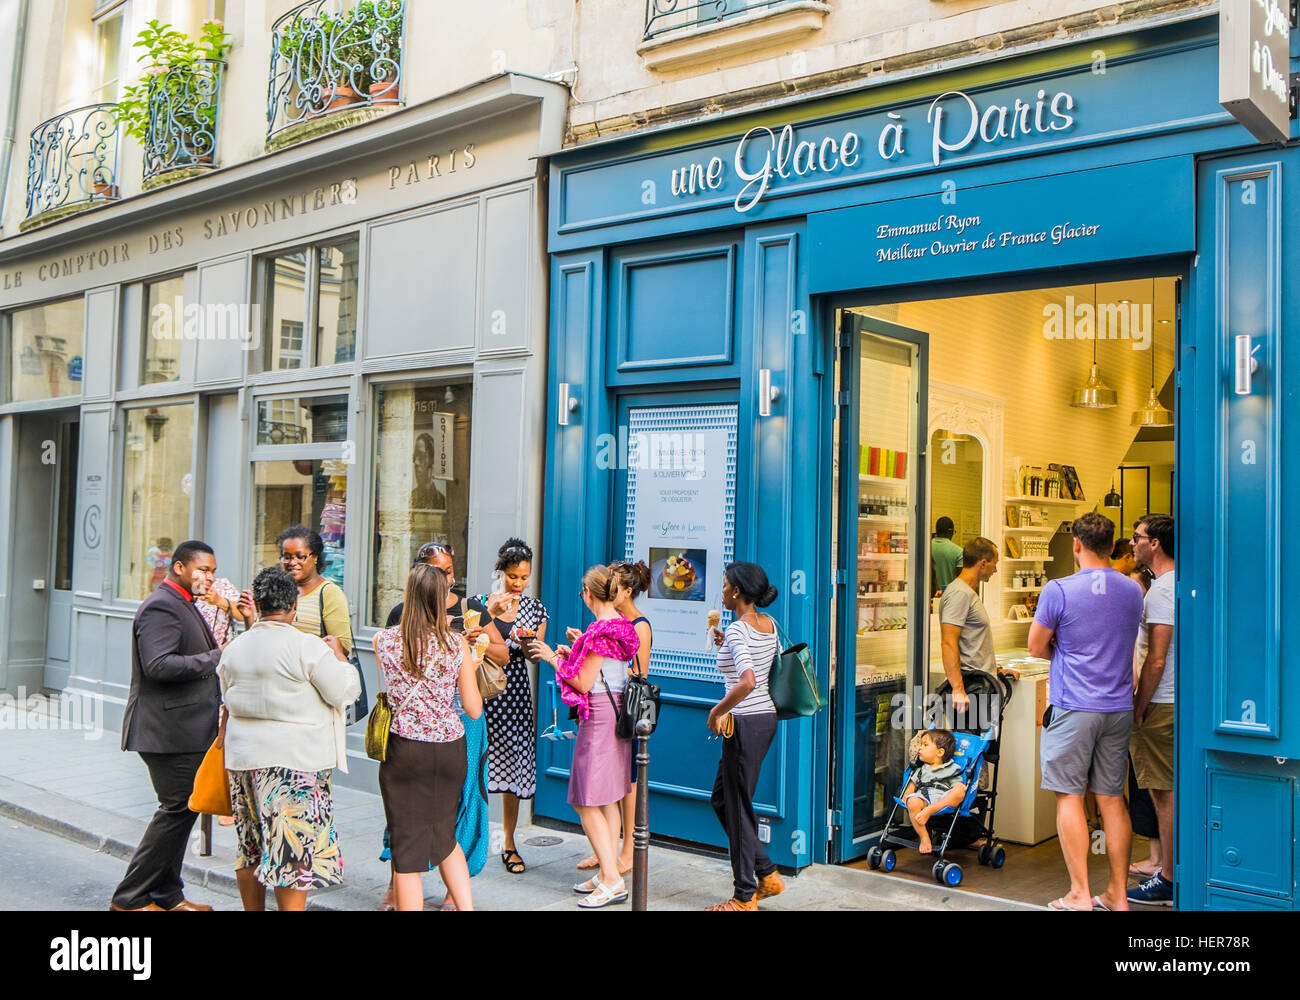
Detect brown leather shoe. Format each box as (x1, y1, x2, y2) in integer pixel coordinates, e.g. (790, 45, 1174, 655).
(167, 899, 214, 911)
(109, 903, 165, 911)
(705, 896, 757, 911)
(756, 871, 785, 900)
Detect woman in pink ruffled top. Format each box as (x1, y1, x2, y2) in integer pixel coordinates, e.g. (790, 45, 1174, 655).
(528, 564, 639, 908)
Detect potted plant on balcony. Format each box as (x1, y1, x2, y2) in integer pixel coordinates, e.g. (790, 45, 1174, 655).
(115, 19, 231, 170)
(356, 0, 403, 100)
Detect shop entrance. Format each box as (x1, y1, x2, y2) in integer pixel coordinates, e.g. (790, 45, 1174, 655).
(829, 275, 1178, 907)
(4, 411, 80, 692)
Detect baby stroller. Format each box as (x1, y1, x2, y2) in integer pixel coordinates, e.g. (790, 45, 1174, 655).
(866, 669, 1011, 887)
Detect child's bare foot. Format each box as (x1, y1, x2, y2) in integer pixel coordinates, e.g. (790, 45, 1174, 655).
(917, 835, 933, 855)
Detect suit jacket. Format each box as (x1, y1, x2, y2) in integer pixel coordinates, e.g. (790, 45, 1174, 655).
(121, 581, 223, 754)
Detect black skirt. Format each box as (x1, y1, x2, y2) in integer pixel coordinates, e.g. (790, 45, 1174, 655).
(379, 733, 467, 873)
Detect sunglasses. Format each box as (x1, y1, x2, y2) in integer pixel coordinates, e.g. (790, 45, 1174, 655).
(417, 542, 454, 559)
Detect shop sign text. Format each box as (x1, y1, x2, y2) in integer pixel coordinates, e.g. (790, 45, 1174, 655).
(667, 87, 1078, 214)
(1220, 0, 1293, 145)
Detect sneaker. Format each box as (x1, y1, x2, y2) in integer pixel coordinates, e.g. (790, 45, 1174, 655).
(705, 896, 758, 911)
(1127, 872, 1174, 906)
(755, 871, 785, 900)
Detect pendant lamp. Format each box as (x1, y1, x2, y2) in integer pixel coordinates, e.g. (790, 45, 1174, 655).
(1071, 285, 1118, 408)
(1103, 477, 1123, 508)
(937, 428, 972, 442)
(1131, 279, 1174, 427)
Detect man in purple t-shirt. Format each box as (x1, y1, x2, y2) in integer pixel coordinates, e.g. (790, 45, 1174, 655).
(1028, 512, 1144, 912)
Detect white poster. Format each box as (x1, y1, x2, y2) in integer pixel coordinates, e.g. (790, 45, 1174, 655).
(626, 405, 736, 675)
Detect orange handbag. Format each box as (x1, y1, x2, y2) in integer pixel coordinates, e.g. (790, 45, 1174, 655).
(189, 709, 233, 817)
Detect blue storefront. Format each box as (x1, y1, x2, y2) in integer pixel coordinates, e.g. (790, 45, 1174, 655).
(536, 13, 1299, 909)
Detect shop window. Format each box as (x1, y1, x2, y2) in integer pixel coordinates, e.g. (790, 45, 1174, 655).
(118, 403, 196, 602)
(368, 379, 473, 627)
(257, 236, 358, 372)
(6, 297, 85, 403)
(142, 273, 189, 385)
(250, 459, 349, 587)
(255, 393, 348, 446)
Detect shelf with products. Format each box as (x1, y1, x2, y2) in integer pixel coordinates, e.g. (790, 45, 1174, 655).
(858, 552, 910, 561)
(1006, 495, 1081, 507)
(859, 515, 908, 527)
(857, 594, 909, 604)
(859, 473, 909, 488)
(1003, 527, 1056, 536)
(1002, 557, 1047, 563)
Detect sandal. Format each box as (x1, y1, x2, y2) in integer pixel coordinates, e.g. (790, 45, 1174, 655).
(577, 879, 628, 908)
(501, 849, 526, 875)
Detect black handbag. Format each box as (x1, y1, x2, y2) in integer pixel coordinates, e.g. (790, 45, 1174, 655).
(319, 582, 369, 726)
(606, 672, 661, 740)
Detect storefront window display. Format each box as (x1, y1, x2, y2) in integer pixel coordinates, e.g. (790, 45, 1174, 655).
(117, 403, 195, 602)
(257, 236, 359, 372)
(7, 297, 85, 403)
(369, 379, 473, 626)
(142, 273, 187, 385)
(251, 459, 349, 587)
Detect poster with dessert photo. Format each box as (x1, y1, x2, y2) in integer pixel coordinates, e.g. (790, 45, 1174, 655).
(649, 548, 707, 601)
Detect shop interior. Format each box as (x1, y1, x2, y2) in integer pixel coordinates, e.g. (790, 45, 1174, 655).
(831, 276, 1177, 906)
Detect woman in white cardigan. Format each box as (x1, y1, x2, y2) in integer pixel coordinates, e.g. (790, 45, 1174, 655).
(218, 567, 360, 912)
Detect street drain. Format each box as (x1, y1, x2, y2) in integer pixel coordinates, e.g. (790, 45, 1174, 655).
(525, 836, 564, 847)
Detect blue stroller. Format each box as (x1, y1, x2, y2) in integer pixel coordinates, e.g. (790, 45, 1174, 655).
(866, 670, 1011, 887)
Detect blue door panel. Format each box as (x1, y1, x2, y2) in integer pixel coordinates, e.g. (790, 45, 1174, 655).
(1206, 768, 1292, 899)
(1206, 888, 1292, 911)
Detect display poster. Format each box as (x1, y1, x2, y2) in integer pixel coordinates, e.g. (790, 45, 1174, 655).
(625, 405, 737, 680)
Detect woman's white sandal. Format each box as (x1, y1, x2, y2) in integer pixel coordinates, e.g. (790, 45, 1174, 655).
(577, 879, 628, 908)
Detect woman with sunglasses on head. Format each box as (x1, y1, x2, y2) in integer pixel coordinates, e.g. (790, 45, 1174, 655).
(375, 542, 491, 910)
(469, 538, 548, 875)
(528, 564, 639, 907)
(705, 561, 783, 911)
(574, 559, 652, 878)
(373, 563, 482, 911)
(238, 526, 354, 660)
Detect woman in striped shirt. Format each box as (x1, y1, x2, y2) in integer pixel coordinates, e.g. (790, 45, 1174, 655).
(705, 562, 784, 911)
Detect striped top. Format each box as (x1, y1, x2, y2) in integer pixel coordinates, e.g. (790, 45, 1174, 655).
(716, 619, 779, 716)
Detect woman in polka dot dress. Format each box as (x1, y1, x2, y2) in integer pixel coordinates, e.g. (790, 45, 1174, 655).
(470, 538, 548, 874)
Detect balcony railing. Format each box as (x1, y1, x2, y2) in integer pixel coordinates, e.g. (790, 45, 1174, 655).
(144, 59, 225, 182)
(25, 104, 120, 221)
(267, 0, 406, 141)
(644, 0, 801, 39)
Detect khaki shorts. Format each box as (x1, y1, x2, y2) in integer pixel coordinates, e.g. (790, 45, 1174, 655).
(1130, 702, 1174, 791)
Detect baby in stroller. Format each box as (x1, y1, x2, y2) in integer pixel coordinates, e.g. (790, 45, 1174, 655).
(902, 729, 968, 854)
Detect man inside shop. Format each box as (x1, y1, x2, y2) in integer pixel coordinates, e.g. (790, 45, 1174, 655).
(938, 537, 1017, 718)
(930, 517, 964, 593)
(1128, 514, 1176, 906)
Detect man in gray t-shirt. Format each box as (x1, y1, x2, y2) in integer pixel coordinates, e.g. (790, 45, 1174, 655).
(938, 537, 1001, 714)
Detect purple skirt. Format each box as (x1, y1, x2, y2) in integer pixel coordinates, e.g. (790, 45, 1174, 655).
(568, 691, 632, 808)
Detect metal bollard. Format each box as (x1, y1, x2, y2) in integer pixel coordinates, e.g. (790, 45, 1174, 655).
(200, 813, 213, 857)
(631, 718, 652, 911)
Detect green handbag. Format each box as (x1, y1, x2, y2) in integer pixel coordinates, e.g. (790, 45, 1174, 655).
(769, 619, 825, 721)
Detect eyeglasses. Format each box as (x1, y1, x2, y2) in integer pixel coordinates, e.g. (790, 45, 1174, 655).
(280, 553, 311, 564)
(1132, 533, 1151, 543)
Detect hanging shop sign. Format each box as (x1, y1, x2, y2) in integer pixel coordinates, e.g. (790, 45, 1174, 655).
(1220, 0, 1294, 145)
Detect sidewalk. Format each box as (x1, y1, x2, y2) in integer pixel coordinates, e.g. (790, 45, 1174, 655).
(0, 708, 1031, 911)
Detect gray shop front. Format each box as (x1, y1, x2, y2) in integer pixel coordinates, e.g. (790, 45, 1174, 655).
(0, 74, 564, 789)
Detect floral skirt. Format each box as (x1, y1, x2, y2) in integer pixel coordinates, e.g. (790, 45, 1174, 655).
(229, 767, 343, 890)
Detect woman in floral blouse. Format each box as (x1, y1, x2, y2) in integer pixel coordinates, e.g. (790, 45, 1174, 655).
(373, 562, 483, 911)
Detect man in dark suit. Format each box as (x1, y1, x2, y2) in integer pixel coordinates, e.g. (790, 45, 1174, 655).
(110, 540, 226, 911)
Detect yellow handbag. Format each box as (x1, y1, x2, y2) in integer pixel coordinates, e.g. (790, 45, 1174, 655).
(365, 692, 393, 762)
(189, 710, 232, 816)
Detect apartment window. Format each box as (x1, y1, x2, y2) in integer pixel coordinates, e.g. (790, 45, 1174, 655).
(118, 402, 196, 602)
(257, 236, 358, 372)
(7, 297, 85, 403)
(94, 9, 125, 104)
(142, 273, 190, 385)
(369, 379, 473, 626)
(255, 393, 348, 446)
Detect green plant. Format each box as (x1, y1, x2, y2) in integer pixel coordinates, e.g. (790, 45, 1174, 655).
(115, 19, 231, 148)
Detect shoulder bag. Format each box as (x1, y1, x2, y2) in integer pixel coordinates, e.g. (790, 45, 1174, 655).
(768, 618, 825, 721)
(614, 668, 660, 740)
(366, 667, 428, 763)
(318, 582, 369, 726)
(467, 595, 509, 701)
(189, 709, 233, 816)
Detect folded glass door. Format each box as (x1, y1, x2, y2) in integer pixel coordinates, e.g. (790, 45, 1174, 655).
(831, 310, 928, 861)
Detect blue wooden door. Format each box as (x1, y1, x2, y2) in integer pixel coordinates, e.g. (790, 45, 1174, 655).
(1181, 147, 1300, 909)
